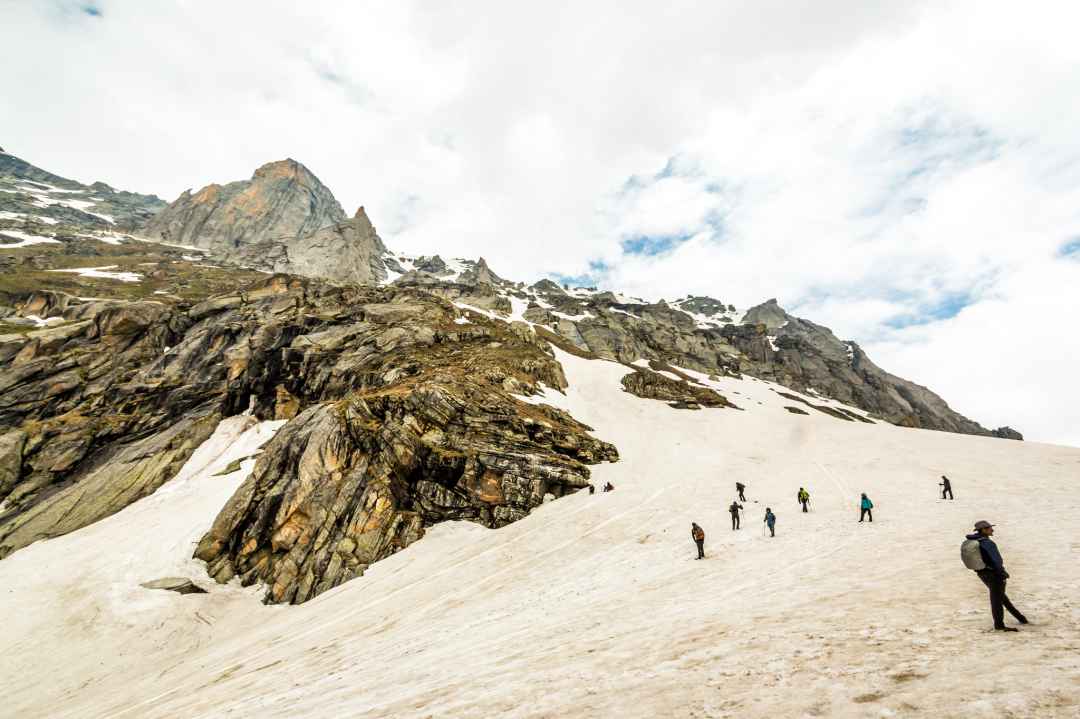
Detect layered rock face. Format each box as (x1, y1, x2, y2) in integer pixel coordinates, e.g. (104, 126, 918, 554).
(0, 276, 617, 604)
(230, 207, 390, 284)
(725, 300, 1021, 438)
(141, 159, 398, 285)
(0, 295, 222, 554)
(518, 286, 1018, 438)
(619, 362, 737, 410)
(143, 159, 346, 252)
(0, 149, 166, 230)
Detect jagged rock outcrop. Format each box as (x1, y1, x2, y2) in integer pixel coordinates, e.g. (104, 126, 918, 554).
(195, 369, 614, 604)
(393, 260, 513, 314)
(231, 207, 390, 284)
(740, 298, 788, 329)
(140, 577, 207, 595)
(0, 276, 617, 604)
(0, 150, 165, 230)
(723, 302, 996, 435)
(521, 284, 1012, 437)
(620, 367, 736, 410)
(674, 296, 736, 319)
(458, 257, 501, 286)
(143, 159, 346, 252)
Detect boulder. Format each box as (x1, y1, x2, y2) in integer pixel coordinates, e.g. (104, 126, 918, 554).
(140, 577, 208, 595)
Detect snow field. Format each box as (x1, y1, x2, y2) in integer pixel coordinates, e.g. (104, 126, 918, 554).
(47, 265, 143, 282)
(0, 417, 286, 717)
(0, 229, 62, 248)
(1, 352, 1078, 718)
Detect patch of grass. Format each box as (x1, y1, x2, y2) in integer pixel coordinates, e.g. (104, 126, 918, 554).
(0, 253, 267, 306)
(0, 321, 33, 335)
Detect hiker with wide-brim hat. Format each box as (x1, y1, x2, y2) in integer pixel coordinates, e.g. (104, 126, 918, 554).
(962, 520, 1029, 632)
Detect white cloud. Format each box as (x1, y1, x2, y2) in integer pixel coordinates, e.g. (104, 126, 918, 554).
(3, 0, 1080, 445)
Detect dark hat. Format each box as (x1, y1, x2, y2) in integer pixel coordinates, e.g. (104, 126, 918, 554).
(973, 520, 994, 530)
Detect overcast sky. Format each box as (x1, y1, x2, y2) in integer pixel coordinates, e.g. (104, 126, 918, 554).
(4, 1, 1080, 446)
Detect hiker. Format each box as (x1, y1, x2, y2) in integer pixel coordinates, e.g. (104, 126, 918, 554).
(729, 501, 744, 530)
(859, 493, 873, 522)
(763, 507, 776, 537)
(940, 475, 954, 500)
(691, 522, 706, 559)
(588, 484, 595, 495)
(603, 482, 615, 492)
(797, 487, 810, 513)
(963, 520, 1028, 631)
(736, 482, 747, 502)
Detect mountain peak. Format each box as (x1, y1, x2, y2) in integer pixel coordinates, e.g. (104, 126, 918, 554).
(741, 298, 789, 329)
(144, 159, 345, 251)
(252, 158, 319, 184)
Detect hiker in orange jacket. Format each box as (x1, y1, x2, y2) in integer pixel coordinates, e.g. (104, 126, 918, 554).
(691, 522, 705, 559)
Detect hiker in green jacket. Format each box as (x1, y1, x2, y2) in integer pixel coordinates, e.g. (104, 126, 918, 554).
(859, 493, 873, 522)
(797, 487, 810, 513)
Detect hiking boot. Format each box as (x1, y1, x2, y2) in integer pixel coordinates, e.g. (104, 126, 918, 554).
(1017, 617, 1029, 625)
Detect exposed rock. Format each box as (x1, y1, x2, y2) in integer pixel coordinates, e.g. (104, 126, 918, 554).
(189, 283, 617, 603)
(774, 391, 857, 422)
(523, 282, 1013, 438)
(231, 207, 389, 285)
(0, 274, 617, 603)
(0, 152, 165, 230)
(674, 296, 730, 317)
(784, 406, 810, 415)
(620, 368, 735, 409)
(143, 159, 346, 253)
(992, 426, 1023, 440)
(194, 379, 615, 604)
(740, 298, 788, 329)
(0, 410, 220, 557)
(458, 257, 501, 286)
(140, 577, 208, 595)
(0, 429, 26, 500)
(212, 458, 244, 477)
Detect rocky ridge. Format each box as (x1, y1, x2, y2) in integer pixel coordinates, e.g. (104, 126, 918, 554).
(0, 149, 1022, 606)
(0, 148, 166, 231)
(0, 276, 618, 604)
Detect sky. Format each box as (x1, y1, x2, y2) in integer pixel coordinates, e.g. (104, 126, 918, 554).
(3, 1, 1080, 447)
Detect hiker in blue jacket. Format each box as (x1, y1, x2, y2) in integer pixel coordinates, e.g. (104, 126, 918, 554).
(859, 493, 873, 522)
(967, 520, 1028, 631)
(763, 508, 776, 537)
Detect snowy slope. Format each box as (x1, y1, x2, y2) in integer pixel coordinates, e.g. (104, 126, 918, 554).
(2, 353, 1079, 718)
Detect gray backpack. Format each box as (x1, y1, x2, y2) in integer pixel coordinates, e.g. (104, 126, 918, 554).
(961, 539, 985, 571)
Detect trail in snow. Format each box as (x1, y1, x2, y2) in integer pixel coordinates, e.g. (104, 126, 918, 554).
(2, 351, 1079, 718)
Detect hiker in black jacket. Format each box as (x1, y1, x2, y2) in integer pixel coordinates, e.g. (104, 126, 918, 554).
(729, 501, 743, 530)
(736, 482, 747, 502)
(940, 475, 954, 500)
(967, 520, 1028, 631)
